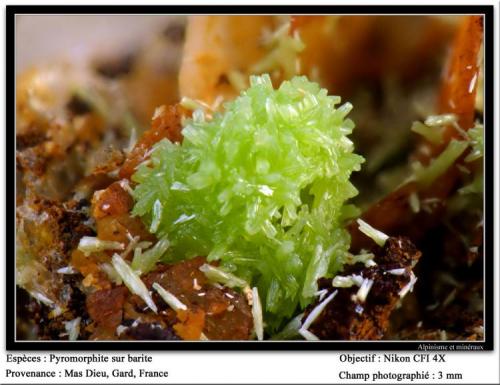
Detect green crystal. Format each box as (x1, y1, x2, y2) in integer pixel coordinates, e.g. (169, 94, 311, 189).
(132, 74, 364, 330)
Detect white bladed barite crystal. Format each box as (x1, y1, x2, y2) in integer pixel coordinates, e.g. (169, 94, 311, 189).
(252, 287, 264, 341)
(152, 282, 187, 311)
(356, 219, 389, 247)
(299, 290, 338, 340)
(78, 236, 124, 256)
(112, 253, 157, 313)
(355, 278, 374, 303)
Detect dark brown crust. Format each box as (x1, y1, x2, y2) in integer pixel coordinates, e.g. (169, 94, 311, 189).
(92, 181, 134, 219)
(124, 322, 180, 340)
(303, 236, 421, 340)
(16, 274, 93, 341)
(17, 198, 94, 270)
(84, 258, 253, 341)
(142, 258, 253, 340)
(86, 286, 128, 332)
(119, 104, 186, 179)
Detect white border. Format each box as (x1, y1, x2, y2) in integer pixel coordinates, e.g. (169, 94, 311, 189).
(11, 9, 490, 345)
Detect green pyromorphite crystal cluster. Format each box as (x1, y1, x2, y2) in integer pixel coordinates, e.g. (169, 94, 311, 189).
(132, 74, 364, 330)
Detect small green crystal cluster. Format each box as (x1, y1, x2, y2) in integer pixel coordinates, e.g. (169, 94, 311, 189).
(132, 74, 364, 330)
